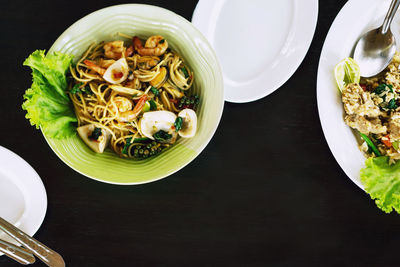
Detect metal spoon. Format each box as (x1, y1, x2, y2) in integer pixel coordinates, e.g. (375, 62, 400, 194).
(353, 0, 400, 77)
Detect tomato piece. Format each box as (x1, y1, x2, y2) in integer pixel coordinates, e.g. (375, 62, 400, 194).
(382, 134, 392, 148)
(113, 72, 123, 79)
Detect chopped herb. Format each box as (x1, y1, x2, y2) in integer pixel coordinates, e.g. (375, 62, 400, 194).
(70, 83, 83, 94)
(133, 137, 150, 143)
(159, 39, 165, 44)
(374, 83, 392, 95)
(387, 98, 397, 109)
(89, 127, 102, 141)
(174, 117, 183, 132)
(122, 137, 132, 155)
(153, 130, 172, 142)
(70, 82, 92, 95)
(150, 86, 159, 96)
(149, 99, 157, 110)
(181, 67, 189, 78)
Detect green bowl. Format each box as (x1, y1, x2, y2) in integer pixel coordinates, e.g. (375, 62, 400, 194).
(46, 4, 224, 185)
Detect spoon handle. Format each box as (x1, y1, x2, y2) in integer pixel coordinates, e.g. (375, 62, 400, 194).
(0, 217, 65, 267)
(382, 0, 400, 34)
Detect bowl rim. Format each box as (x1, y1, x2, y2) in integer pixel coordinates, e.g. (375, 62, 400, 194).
(44, 3, 225, 185)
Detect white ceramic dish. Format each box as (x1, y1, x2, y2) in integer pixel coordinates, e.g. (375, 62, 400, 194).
(192, 0, 318, 103)
(0, 146, 47, 255)
(317, 0, 400, 188)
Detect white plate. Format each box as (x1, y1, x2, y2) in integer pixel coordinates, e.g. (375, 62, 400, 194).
(192, 0, 318, 103)
(317, 0, 400, 189)
(0, 146, 47, 255)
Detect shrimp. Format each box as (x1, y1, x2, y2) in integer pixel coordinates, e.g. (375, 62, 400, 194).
(118, 94, 148, 122)
(133, 35, 168, 56)
(104, 41, 124, 59)
(111, 96, 133, 113)
(83, 60, 106, 75)
(125, 45, 134, 57)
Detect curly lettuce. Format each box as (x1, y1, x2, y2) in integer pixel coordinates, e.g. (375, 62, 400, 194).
(361, 157, 400, 213)
(22, 50, 76, 138)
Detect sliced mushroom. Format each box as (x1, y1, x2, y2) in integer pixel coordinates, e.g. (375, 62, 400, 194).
(103, 58, 129, 84)
(178, 108, 197, 138)
(77, 124, 111, 153)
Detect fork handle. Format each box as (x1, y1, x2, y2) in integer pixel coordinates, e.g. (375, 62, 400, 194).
(0, 239, 36, 265)
(0, 217, 65, 267)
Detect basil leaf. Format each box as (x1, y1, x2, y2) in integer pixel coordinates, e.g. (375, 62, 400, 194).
(174, 117, 183, 132)
(89, 127, 102, 141)
(70, 83, 83, 94)
(150, 86, 159, 96)
(153, 130, 172, 142)
(181, 67, 189, 78)
(387, 98, 397, 109)
(149, 99, 157, 110)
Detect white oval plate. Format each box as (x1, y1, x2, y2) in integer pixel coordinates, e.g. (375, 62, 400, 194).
(317, 0, 400, 189)
(192, 0, 318, 103)
(0, 146, 47, 255)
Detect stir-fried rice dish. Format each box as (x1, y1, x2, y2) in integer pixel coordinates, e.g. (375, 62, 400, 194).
(341, 52, 400, 163)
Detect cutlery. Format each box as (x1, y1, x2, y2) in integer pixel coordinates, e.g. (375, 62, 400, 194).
(353, 0, 400, 77)
(0, 239, 35, 265)
(0, 217, 65, 267)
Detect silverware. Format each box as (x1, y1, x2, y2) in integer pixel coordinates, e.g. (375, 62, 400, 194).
(0, 217, 65, 267)
(353, 0, 400, 77)
(0, 239, 35, 265)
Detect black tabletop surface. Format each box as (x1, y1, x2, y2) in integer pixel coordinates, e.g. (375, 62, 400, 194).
(1, 0, 400, 266)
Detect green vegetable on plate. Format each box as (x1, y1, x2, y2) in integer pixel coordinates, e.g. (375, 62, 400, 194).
(150, 86, 159, 96)
(174, 117, 183, 132)
(359, 133, 381, 157)
(361, 157, 400, 213)
(153, 130, 172, 142)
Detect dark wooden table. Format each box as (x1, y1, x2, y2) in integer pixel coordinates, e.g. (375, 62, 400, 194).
(1, 0, 400, 266)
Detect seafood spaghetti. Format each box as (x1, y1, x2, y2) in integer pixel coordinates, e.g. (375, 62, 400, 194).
(68, 35, 199, 159)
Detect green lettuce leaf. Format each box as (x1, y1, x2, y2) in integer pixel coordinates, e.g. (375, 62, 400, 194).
(360, 157, 400, 213)
(22, 50, 77, 138)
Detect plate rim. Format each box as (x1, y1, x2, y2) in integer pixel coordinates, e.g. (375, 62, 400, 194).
(0, 145, 47, 254)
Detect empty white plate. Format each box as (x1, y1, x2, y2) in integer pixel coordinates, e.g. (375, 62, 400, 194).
(0, 146, 47, 255)
(192, 0, 318, 103)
